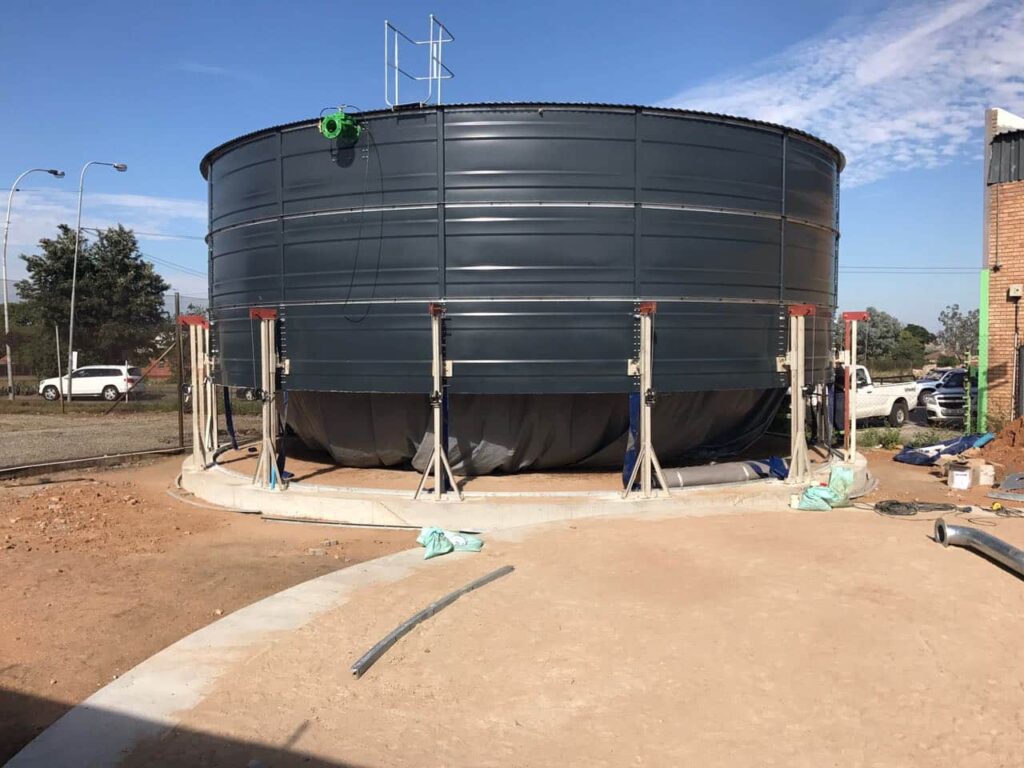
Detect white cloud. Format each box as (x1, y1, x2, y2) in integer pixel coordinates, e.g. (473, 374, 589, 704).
(175, 61, 235, 77)
(3, 189, 205, 255)
(172, 60, 260, 84)
(660, 0, 1024, 186)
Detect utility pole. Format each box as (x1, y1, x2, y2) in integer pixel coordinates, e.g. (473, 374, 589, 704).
(3, 168, 65, 399)
(175, 292, 185, 449)
(67, 160, 127, 402)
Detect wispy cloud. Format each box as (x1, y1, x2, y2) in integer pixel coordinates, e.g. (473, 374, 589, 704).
(173, 60, 259, 83)
(660, 0, 1024, 186)
(3, 188, 205, 257)
(176, 61, 233, 76)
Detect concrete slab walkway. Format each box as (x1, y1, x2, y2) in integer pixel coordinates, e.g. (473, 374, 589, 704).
(11, 501, 1024, 767)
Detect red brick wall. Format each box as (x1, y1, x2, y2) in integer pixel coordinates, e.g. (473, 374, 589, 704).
(986, 179, 1024, 424)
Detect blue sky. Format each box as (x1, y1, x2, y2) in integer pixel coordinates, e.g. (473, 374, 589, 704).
(2, 0, 1021, 326)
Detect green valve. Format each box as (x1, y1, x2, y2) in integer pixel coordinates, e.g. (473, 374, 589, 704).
(320, 110, 361, 142)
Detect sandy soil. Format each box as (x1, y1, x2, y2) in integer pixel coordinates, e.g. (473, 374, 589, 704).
(0, 457, 416, 763)
(124, 469, 1024, 767)
(981, 415, 1024, 475)
(860, 448, 1008, 510)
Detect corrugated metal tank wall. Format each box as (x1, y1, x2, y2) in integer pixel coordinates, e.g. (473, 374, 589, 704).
(202, 104, 841, 397)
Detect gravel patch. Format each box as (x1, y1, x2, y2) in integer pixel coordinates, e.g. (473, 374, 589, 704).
(0, 413, 260, 469)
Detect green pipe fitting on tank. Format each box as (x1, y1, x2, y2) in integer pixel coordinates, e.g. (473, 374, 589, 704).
(319, 110, 361, 142)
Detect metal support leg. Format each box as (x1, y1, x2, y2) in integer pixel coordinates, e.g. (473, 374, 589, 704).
(203, 325, 219, 455)
(189, 325, 203, 468)
(787, 307, 812, 484)
(250, 308, 281, 490)
(849, 318, 859, 461)
(415, 304, 462, 501)
(623, 303, 670, 499)
(179, 313, 212, 470)
(841, 311, 868, 463)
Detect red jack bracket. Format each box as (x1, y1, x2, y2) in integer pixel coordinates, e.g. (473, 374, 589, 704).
(178, 314, 209, 328)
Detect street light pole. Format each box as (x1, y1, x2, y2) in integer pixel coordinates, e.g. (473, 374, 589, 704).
(2, 167, 65, 400)
(66, 161, 127, 402)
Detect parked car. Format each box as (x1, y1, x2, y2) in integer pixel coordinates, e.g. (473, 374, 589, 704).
(181, 384, 257, 409)
(39, 365, 144, 401)
(923, 369, 978, 422)
(914, 367, 964, 406)
(834, 364, 916, 427)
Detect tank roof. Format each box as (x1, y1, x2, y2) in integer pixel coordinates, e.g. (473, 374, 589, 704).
(200, 101, 845, 178)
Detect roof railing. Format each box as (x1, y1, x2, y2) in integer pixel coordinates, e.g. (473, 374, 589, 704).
(384, 14, 454, 108)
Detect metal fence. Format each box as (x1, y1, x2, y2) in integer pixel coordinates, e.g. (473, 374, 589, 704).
(0, 290, 262, 473)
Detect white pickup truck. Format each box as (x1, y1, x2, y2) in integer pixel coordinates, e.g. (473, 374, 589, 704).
(834, 364, 916, 428)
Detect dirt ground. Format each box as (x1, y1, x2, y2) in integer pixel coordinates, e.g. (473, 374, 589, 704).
(0, 457, 416, 763)
(860, 448, 1012, 509)
(123, 476, 1024, 767)
(981, 415, 1024, 475)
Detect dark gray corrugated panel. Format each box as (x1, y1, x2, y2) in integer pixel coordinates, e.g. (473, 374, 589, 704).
(989, 129, 1024, 184)
(282, 304, 432, 393)
(200, 102, 845, 177)
(445, 301, 633, 394)
(205, 103, 841, 396)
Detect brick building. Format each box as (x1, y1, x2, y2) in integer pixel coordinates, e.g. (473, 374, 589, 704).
(983, 107, 1024, 427)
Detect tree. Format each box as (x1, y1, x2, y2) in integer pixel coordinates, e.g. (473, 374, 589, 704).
(834, 307, 929, 374)
(902, 323, 935, 346)
(860, 306, 903, 362)
(8, 301, 57, 379)
(15, 224, 170, 371)
(936, 303, 979, 363)
(892, 329, 926, 371)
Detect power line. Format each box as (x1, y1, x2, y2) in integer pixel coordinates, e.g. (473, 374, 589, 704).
(80, 226, 204, 241)
(840, 267, 977, 273)
(142, 253, 207, 278)
(125, 230, 204, 241)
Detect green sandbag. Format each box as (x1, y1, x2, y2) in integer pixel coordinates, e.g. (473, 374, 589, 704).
(797, 465, 854, 511)
(416, 526, 484, 559)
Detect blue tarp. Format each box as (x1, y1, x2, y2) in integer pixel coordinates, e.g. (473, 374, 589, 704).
(893, 433, 991, 466)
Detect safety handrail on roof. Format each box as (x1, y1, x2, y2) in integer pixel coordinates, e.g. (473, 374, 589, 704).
(384, 15, 454, 108)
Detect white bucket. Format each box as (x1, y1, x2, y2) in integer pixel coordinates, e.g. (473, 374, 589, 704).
(948, 465, 972, 490)
(977, 464, 995, 487)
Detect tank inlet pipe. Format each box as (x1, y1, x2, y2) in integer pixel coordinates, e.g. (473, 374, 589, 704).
(934, 518, 1024, 580)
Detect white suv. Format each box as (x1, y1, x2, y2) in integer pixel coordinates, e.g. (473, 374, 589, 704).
(39, 365, 144, 401)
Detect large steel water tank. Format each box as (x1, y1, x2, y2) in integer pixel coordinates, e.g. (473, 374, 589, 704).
(201, 103, 843, 473)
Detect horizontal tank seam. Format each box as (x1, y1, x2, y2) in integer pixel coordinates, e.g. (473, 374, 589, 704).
(207, 202, 839, 241)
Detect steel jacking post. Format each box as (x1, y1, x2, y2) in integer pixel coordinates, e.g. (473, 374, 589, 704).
(786, 305, 815, 484)
(178, 314, 216, 470)
(841, 311, 869, 463)
(415, 303, 462, 501)
(250, 307, 285, 490)
(623, 302, 671, 499)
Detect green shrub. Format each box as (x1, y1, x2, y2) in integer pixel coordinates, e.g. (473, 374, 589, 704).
(879, 428, 901, 449)
(904, 429, 946, 449)
(858, 428, 881, 448)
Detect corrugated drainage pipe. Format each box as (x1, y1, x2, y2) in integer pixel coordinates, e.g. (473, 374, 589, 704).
(934, 518, 1024, 579)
